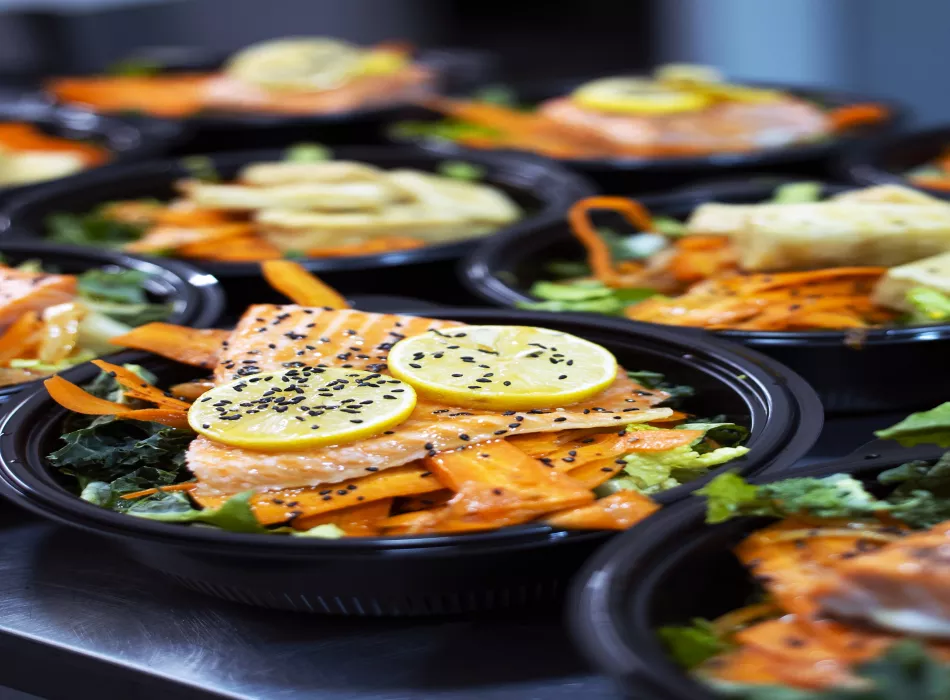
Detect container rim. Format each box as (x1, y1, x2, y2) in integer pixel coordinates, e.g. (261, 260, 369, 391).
(0, 240, 225, 398)
(461, 177, 950, 346)
(391, 78, 907, 172)
(0, 306, 822, 556)
(568, 439, 947, 700)
(0, 145, 595, 277)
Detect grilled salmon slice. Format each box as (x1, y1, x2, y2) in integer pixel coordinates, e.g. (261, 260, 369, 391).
(188, 305, 673, 494)
(815, 520, 950, 638)
(0, 266, 76, 330)
(202, 66, 433, 115)
(538, 96, 829, 154)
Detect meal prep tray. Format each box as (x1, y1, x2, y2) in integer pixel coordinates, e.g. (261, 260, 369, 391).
(0, 240, 225, 402)
(0, 145, 594, 308)
(44, 48, 498, 154)
(568, 436, 944, 700)
(0, 411, 902, 700)
(0, 307, 821, 615)
(462, 177, 949, 414)
(393, 78, 905, 194)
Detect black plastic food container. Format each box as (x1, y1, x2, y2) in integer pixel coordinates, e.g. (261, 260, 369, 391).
(47, 48, 497, 153)
(463, 177, 947, 414)
(0, 307, 821, 615)
(0, 97, 186, 204)
(569, 438, 945, 700)
(0, 240, 225, 402)
(0, 145, 594, 309)
(391, 78, 905, 194)
(844, 126, 950, 199)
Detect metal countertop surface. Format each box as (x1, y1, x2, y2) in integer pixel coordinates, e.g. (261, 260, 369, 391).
(0, 411, 906, 700)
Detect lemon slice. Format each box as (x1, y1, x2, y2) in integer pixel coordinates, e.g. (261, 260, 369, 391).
(188, 367, 416, 450)
(354, 47, 410, 77)
(225, 38, 364, 91)
(572, 77, 711, 115)
(654, 63, 724, 86)
(388, 325, 618, 411)
(654, 64, 781, 103)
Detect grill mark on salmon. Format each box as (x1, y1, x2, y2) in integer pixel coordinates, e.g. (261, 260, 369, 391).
(0, 267, 76, 330)
(188, 305, 672, 494)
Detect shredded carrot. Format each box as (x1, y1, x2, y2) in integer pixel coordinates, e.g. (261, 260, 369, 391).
(116, 408, 191, 430)
(0, 311, 42, 364)
(45, 375, 130, 415)
(176, 235, 284, 261)
(192, 465, 443, 526)
(47, 74, 211, 118)
(124, 223, 255, 254)
(305, 237, 424, 258)
(110, 324, 228, 369)
(545, 490, 659, 530)
(827, 103, 889, 132)
(0, 122, 108, 166)
(568, 197, 655, 286)
(261, 260, 350, 308)
(909, 174, 950, 192)
(120, 482, 196, 500)
(291, 498, 394, 535)
(91, 360, 191, 410)
(169, 380, 214, 401)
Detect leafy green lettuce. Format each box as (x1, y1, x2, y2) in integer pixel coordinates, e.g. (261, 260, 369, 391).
(659, 618, 731, 669)
(46, 210, 145, 248)
(717, 641, 950, 699)
(520, 279, 659, 315)
(905, 287, 950, 324)
(598, 423, 749, 496)
(875, 403, 950, 447)
(697, 454, 950, 528)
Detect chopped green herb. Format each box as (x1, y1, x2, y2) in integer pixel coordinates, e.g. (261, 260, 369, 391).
(179, 156, 220, 182)
(437, 160, 485, 181)
(284, 143, 332, 163)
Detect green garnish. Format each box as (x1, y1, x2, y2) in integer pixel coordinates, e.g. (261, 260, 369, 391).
(771, 181, 823, 204)
(659, 619, 731, 669)
(905, 287, 950, 324)
(284, 143, 332, 163)
(437, 160, 485, 181)
(179, 156, 220, 182)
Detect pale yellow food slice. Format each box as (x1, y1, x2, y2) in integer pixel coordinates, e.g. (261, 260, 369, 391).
(388, 325, 618, 411)
(188, 367, 416, 450)
(571, 77, 711, 114)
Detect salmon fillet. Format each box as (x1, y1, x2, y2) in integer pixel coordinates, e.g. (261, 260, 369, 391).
(0, 266, 76, 330)
(815, 521, 950, 638)
(188, 305, 672, 494)
(202, 65, 433, 115)
(538, 96, 830, 154)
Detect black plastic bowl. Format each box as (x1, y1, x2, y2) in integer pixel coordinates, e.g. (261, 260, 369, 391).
(48, 48, 497, 153)
(0, 145, 594, 308)
(844, 126, 950, 199)
(0, 307, 821, 615)
(0, 240, 225, 402)
(463, 177, 949, 414)
(391, 77, 905, 194)
(569, 438, 944, 700)
(0, 96, 186, 203)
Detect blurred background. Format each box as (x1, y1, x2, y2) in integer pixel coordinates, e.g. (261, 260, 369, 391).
(0, 0, 945, 125)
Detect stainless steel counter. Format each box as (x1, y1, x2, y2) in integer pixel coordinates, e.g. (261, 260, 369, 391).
(0, 412, 905, 700)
